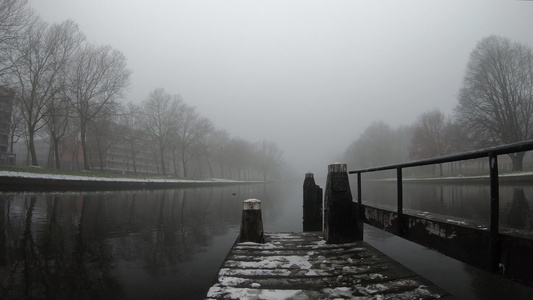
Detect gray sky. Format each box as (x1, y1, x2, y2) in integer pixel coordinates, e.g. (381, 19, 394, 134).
(30, 0, 533, 177)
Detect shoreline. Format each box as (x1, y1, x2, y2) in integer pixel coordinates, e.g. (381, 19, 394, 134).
(0, 171, 254, 192)
(404, 172, 533, 184)
(364, 172, 533, 184)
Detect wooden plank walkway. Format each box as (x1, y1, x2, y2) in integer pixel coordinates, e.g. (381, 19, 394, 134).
(206, 232, 453, 299)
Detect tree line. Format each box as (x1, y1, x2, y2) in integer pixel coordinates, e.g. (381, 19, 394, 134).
(0, 1, 283, 180)
(344, 35, 533, 174)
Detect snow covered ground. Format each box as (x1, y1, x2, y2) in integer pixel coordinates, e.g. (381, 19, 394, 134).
(0, 170, 239, 184)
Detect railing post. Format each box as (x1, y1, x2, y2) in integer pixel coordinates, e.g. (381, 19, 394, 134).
(303, 173, 323, 231)
(397, 167, 405, 237)
(239, 199, 264, 243)
(324, 163, 363, 243)
(489, 153, 500, 272)
(357, 172, 363, 220)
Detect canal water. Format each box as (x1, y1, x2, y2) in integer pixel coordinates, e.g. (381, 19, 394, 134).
(1, 180, 532, 299)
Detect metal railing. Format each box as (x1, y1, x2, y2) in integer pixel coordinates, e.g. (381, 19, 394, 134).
(348, 139, 533, 271)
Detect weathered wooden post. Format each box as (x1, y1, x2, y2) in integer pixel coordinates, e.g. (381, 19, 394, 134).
(324, 163, 363, 243)
(303, 173, 323, 231)
(239, 199, 264, 243)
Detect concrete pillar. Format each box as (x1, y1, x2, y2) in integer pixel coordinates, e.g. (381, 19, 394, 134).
(239, 199, 264, 243)
(324, 163, 363, 243)
(303, 173, 323, 231)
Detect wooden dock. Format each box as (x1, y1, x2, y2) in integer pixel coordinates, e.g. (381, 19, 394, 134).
(206, 232, 453, 299)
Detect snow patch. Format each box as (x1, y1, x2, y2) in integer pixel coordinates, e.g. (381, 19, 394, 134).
(207, 287, 306, 300)
(228, 255, 313, 270)
(219, 276, 251, 286)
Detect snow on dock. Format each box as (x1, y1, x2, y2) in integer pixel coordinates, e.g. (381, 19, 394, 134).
(206, 232, 453, 299)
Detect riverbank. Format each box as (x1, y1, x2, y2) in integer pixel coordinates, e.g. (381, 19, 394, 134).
(364, 171, 533, 184)
(402, 171, 533, 184)
(0, 170, 249, 192)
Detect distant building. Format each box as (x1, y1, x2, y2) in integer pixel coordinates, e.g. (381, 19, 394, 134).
(99, 142, 162, 175)
(13, 138, 49, 167)
(0, 87, 14, 152)
(0, 87, 16, 165)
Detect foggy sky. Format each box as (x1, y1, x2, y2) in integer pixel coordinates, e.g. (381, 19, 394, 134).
(29, 0, 533, 178)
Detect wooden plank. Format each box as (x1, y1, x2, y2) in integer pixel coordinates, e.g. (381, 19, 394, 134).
(206, 232, 452, 299)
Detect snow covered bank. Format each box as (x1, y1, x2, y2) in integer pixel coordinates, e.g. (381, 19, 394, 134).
(402, 171, 533, 183)
(0, 170, 246, 192)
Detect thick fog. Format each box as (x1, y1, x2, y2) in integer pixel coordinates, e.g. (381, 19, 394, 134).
(30, 0, 533, 178)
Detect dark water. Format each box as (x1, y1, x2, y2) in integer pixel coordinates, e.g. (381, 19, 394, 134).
(1, 181, 532, 299)
(0, 183, 302, 299)
(357, 180, 533, 232)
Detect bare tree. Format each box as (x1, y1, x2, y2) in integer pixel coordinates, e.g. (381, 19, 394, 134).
(212, 129, 230, 178)
(256, 140, 283, 181)
(193, 117, 215, 177)
(140, 88, 181, 175)
(222, 137, 254, 180)
(43, 92, 71, 169)
(344, 121, 396, 169)
(9, 19, 85, 166)
(0, 0, 34, 78)
(456, 35, 533, 171)
(5, 88, 24, 153)
(119, 102, 144, 175)
(410, 109, 452, 158)
(66, 43, 131, 170)
(62, 120, 82, 170)
(87, 113, 122, 171)
(409, 109, 453, 176)
(175, 103, 200, 178)
(394, 125, 414, 164)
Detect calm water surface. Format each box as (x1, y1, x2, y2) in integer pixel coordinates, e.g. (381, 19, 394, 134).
(1, 180, 532, 299)
(358, 180, 533, 232)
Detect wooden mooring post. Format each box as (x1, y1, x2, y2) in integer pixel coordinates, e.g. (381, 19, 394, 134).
(303, 173, 323, 231)
(238, 199, 264, 243)
(324, 162, 363, 243)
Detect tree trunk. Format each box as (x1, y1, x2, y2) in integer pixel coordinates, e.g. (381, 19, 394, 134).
(9, 134, 15, 153)
(207, 158, 214, 178)
(28, 130, 39, 166)
(219, 163, 224, 178)
(81, 122, 90, 170)
(129, 144, 137, 175)
(98, 150, 104, 171)
(172, 148, 179, 176)
(509, 152, 525, 172)
(47, 146, 53, 168)
(159, 141, 166, 175)
(54, 139, 61, 170)
(153, 148, 159, 174)
(181, 152, 188, 178)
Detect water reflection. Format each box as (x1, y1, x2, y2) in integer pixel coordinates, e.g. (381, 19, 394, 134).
(3, 180, 531, 299)
(365, 226, 533, 300)
(505, 188, 532, 232)
(0, 183, 291, 299)
(355, 180, 533, 232)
